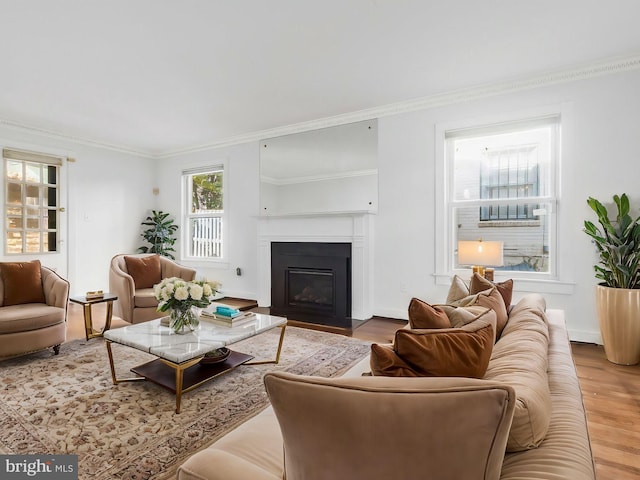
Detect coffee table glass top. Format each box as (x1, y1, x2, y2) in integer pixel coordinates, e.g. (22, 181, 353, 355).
(104, 313, 287, 364)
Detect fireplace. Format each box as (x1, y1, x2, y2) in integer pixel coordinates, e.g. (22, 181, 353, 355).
(271, 242, 352, 329)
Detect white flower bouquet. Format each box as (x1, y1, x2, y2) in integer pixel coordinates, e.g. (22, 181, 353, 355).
(154, 277, 221, 333)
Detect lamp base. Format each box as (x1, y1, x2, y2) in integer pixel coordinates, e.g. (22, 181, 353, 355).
(471, 266, 494, 281)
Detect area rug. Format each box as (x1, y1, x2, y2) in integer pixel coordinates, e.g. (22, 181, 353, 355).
(0, 326, 371, 479)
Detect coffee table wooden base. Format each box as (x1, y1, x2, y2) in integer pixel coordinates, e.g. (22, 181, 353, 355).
(106, 341, 254, 413)
(132, 351, 254, 413)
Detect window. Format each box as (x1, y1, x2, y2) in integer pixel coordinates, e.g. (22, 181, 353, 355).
(445, 116, 559, 274)
(4, 148, 62, 254)
(182, 166, 224, 259)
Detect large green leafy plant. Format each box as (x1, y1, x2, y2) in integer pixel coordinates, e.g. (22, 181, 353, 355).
(138, 210, 179, 259)
(583, 194, 640, 289)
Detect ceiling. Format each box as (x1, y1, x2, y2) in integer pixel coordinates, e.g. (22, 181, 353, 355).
(1, 0, 640, 157)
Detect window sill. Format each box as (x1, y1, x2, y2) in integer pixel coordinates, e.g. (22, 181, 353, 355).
(434, 272, 575, 295)
(180, 258, 230, 270)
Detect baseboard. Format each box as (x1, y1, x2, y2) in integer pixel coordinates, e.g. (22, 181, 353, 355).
(373, 308, 406, 321)
(568, 328, 602, 345)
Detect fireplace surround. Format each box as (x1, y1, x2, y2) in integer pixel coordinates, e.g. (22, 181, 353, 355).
(257, 212, 374, 329)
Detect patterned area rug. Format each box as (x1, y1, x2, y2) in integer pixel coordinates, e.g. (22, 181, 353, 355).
(0, 326, 370, 479)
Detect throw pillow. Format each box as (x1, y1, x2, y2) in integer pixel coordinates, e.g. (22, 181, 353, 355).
(445, 274, 470, 304)
(370, 320, 494, 378)
(438, 304, 494, 328)
(473, 287, 509, 339)
(369, 344, 421, 377)
(469, 273, 514, 310)
(0, 260, 46, 306)
(124, 255, 162, 289)
(407, 298, 451, 329)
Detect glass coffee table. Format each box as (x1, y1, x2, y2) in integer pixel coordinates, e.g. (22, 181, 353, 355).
(103, 313, 287, 413)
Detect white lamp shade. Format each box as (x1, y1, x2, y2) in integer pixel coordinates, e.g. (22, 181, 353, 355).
(457, 240, 504, 267)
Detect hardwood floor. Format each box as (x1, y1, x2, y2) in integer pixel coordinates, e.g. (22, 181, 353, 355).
(65, 307, 638, 479)
(571, 342, 640, 480)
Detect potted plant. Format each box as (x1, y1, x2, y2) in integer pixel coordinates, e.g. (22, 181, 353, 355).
(583, 193, 640, 365)
(138, 210, 179, 259)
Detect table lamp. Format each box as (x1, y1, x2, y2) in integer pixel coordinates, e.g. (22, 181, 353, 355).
(457, 240, 504, 280)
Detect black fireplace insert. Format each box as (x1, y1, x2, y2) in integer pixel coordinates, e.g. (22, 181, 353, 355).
(271, 242, 352, 328)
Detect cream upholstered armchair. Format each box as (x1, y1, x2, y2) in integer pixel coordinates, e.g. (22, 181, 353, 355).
(0, 260, 69, 358)
(109, 253, 197, 324)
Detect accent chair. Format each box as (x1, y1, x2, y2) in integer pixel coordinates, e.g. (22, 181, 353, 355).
(109, 253, 197, 324)
(0, 260, 70, 358)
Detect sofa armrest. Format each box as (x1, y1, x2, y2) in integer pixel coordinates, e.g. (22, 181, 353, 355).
(109, 256, 136, 322)
(265, 373, 516, 480)
(41, 267, 69, 309)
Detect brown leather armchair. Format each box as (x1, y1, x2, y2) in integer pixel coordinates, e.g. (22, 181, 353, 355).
(0, 260, 69, 358)
(109, 253, 197, 324)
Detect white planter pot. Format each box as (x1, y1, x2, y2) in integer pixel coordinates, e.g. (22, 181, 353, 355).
(595, 284, 640, 365)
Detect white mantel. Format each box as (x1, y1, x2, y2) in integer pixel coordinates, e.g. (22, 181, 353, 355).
(257, 212, 374, 320)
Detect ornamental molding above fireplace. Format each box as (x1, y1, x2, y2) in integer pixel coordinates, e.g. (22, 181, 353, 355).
(257, 213, 374, 320)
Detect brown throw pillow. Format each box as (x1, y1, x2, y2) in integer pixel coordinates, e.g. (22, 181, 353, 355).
(408, 298, 451, 329)
(369, 344, 421, 377)
(0, 260, 46, 306)
(473, 287, 509, 339)
(124, 255, 162, 289)
(469, 273, 514, 310)
(370, 321, 494, 378)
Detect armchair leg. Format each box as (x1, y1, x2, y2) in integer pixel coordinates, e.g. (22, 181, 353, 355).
(53, 344, 61, 355)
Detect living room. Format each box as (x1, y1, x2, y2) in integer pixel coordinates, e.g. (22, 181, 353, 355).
(1, 1, 639, 479)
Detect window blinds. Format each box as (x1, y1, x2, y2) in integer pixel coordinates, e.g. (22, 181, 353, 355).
(3, 148, 64, 166)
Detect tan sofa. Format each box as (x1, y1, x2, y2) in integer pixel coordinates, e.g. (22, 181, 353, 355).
(109, 253, 196, 324)
(0, 262, 69, 358)
(177, 295, 596, 480)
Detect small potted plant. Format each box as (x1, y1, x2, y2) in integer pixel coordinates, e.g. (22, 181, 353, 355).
(583, 193, 640, 365)
(138, 210, 178, 259)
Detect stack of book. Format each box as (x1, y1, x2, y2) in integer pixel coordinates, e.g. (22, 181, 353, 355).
(201, 305, 256, 327)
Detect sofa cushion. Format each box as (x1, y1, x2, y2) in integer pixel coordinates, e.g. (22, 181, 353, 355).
(407, 298, 451, 329)
(469, 273, 514, 310)
(0, 260, 46, 306)
(370, 316, 494, 378)
(0, 304, 65, 334)
(124, 255, 162, 289)
(484, 294, 551, 452)
(264, 372, 516, 480)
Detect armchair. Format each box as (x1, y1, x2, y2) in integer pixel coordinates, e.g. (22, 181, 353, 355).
(109, 253, 196, 323)
(0, 260, 69, 358)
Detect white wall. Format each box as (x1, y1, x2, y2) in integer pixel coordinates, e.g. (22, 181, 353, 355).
(0, 125, 155, 294)
(373, 69, 640, 343)
(156, 67, 640, 343)
(156, 142, 260, 300)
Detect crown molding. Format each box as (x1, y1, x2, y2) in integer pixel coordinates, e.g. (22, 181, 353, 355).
(3, 53, 640, 159)
(0, 118, 155, 158)
(157, 53, 640, 158)
(261, 168, 378, 186)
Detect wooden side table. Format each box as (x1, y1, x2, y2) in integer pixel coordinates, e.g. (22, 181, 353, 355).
(69, 293, 118, 340)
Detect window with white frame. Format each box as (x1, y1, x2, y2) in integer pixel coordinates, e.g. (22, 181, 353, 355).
(4, 148, 62, 254)
(182, 166, 224, 259)
(445, 116, 559, 274)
